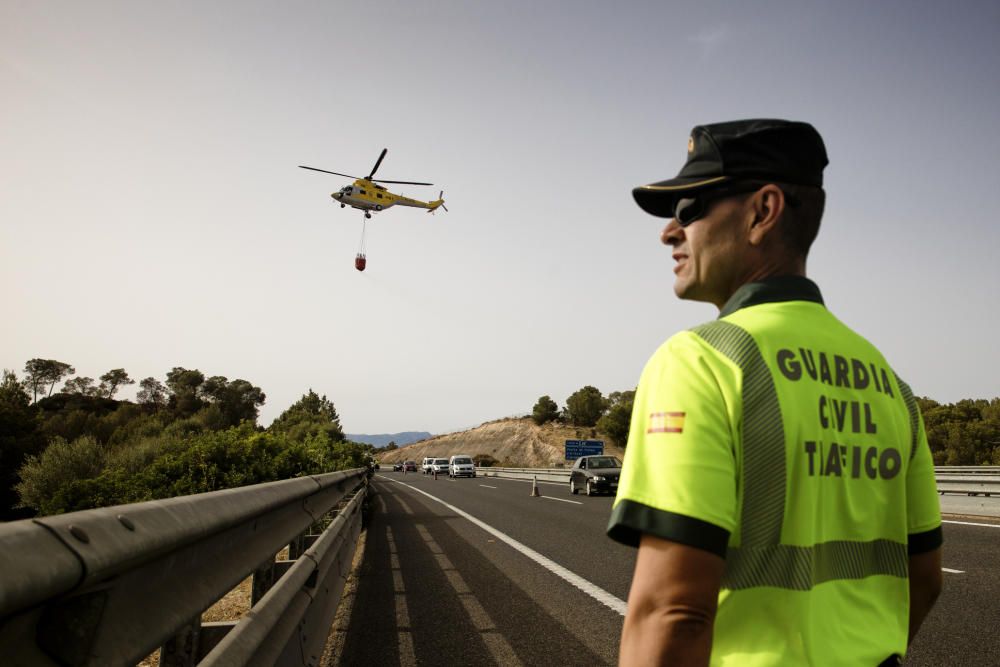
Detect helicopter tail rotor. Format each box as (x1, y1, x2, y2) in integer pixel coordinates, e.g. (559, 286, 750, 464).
(428, 190, 448, 214)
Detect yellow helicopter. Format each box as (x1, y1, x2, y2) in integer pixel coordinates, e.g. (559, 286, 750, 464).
(300, 148, 447, 219)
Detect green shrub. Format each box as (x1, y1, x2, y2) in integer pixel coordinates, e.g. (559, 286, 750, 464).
(16, 436, 109, 515)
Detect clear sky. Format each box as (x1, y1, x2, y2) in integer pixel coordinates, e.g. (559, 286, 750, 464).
(3, 1, 999, 433)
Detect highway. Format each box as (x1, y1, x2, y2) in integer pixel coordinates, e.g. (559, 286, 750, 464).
(332, 471, 1000, 666)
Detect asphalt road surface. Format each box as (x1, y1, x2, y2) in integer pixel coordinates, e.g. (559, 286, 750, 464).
(333, 471, 1000, 666)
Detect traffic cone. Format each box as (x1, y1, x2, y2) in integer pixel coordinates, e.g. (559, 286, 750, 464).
(531, 475, 541, 497)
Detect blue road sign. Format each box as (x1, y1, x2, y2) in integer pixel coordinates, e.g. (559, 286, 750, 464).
(565, 439, 605, 460)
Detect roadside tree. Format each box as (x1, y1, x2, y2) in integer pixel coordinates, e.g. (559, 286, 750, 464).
(166, 367, 206, 418)
(0, 370, 45, 519)
(565, 385, 607, 427)
(269, 389, 343, 442)
(100, 369, 135, 399)
(532, 395, 560, 425)
(597, 390, 636, 448)
(137, 377, 168, 408)
(23, 359, 76, 401)
(63, 377, 100, 396)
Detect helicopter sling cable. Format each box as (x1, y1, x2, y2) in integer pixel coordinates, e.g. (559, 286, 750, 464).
(355, 216, 368, 272)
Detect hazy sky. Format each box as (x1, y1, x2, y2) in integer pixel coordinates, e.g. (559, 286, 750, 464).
(3, 1, 999, 433)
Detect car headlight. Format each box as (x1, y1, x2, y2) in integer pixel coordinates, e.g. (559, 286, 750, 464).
(593, 476, 605, 482)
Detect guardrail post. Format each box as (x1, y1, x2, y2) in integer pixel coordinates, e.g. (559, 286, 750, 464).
(252, 561, 276, 606)
(159, 616, 201, 667)
(288, 533, 307, 560)
(197, 622, 237, 661)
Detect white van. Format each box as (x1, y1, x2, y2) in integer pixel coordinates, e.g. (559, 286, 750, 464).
(449, 455, 476, 478)
(421, 457, 434, 474)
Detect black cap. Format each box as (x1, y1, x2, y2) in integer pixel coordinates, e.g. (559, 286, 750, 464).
(633, 119, 829, 218)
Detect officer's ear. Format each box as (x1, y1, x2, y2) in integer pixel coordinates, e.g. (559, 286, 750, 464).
(746, 184, 785, 247)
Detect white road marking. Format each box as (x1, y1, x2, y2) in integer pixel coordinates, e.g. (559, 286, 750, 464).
(382, 477, 628, 616)
(386, 521, 416, 666)
(479, 484, 498, 489)
(540, 496, 584, 505)
(459, 594, 495, 631)
(395, 593, 410, 629)
(942, 567, 965, 574)
(414, 521, 524, 667)
(398, 631, 416, 667)
(943, 519, 1000, 528)
(443, 569, 470, 594)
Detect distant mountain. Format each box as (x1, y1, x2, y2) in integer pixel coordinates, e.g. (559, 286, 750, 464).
(347, 432, 432, 448)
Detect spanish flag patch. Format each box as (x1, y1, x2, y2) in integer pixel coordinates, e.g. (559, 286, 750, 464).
(647, 411, 685, 434)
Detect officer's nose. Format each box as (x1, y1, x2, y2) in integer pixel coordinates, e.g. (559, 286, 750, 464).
(662, 218, 684, 247)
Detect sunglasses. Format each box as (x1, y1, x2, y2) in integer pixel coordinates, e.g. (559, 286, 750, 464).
(673, 183, 800, 227)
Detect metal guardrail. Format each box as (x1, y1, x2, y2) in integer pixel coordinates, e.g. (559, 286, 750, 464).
(935, 467, 999, 496)
(0, 468, 369, 666)
(480, 466, 1000, 497)
(480, 467, 571, 483)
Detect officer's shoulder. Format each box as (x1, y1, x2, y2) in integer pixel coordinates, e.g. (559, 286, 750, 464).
(651, 320, 742, 359)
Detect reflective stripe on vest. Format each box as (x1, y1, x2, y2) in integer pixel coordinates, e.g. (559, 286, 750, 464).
(690, 320, 908, 590)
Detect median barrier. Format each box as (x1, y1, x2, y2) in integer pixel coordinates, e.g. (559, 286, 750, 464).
(481, 467, 571, 483)
(0, 468, 368, 666)
(934, 467, 1000, 496)
(480, 466, 999, 496)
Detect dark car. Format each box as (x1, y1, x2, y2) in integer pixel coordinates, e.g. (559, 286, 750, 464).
(403, 460, 418, 473)
(569, 455, 622, 496)
(393, 462, 403, 472)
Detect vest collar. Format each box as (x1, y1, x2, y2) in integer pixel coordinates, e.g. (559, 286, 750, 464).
(718, 275, 824, 318)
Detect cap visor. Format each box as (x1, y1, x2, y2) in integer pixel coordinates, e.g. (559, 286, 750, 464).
(632, 175, 730, 218)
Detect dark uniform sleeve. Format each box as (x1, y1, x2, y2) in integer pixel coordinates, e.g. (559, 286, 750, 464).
(905, 408, 943, 554)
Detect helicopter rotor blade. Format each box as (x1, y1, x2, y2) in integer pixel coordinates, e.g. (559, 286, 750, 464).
(371, 178, 434, 186)
(299, 166, 359, 179)
(367, 148, 388, 180)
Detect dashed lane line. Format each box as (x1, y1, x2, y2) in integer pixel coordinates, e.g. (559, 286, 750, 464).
(540, 496, 584, 505)
(378, 475, 628, 616)
(942, 519, 1000, 528)
(387, 526, 417, 666)
(415, 523, 524, 667)
(479, 485, 498, 489)
(942, 568, 965, 574)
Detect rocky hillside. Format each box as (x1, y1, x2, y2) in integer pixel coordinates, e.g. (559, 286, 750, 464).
(377, 417, 624, 468)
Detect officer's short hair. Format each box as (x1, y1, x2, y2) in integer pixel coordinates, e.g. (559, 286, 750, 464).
(777, 184, 825, 257)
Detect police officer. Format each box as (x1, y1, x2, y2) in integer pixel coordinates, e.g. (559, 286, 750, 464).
(607, 119, 942, 666)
